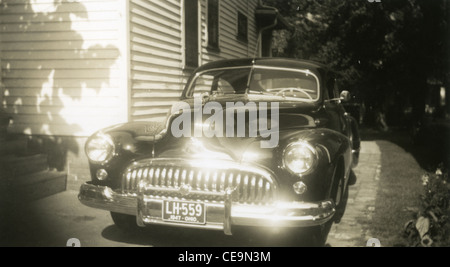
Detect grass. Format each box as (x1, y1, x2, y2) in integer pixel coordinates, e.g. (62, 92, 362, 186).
(361, 129, 426, 246)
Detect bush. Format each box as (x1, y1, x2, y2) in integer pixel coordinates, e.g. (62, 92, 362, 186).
(403, 167, 450, 247)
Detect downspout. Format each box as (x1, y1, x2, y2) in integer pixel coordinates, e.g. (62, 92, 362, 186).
(253, 4, 279, 58)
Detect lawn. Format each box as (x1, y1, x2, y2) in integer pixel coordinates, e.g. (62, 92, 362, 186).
(361, 129, 433, 246)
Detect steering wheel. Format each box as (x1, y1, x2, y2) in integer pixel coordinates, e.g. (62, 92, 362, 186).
(274, 88, 313, 100)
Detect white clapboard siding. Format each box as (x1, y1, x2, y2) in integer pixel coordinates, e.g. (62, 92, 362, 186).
(200, 0, 257, 62)
(0, 0, 127, 136)
(129, 0, 185, 122)
(129, 0, 260, 123)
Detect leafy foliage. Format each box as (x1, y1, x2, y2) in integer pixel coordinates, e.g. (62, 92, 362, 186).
(264, 0, 449, 124)
(403, 168, 450, 247)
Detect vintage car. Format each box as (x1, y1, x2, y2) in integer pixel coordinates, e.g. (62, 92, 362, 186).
(78, 58, 360, 246)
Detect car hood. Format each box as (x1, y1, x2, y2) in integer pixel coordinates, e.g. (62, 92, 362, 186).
(153, 98, 325, 163)
(100, 98, 327, 165)
(172, 97, 322, 131)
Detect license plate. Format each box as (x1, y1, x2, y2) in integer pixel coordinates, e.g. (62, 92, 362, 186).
(162, 200, 206, 225)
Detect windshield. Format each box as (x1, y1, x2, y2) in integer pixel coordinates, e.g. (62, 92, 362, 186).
(186, 66, 320, 101)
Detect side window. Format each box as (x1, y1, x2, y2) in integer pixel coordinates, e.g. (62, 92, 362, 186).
(207, 0, 220, 50)
(192, 75, 235, 97)
(237, 11, 248, 43)
(333, 79, 340, 99)
(323, 86, 330, 100)
(185, 0, 199, 68)
(326, 76, 339, 100)
(215, 79, 235, 95)
(192, 74, 214, 97)
(325, 78, 333, 100)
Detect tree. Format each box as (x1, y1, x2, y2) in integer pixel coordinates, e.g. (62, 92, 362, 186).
(265, 0, 449, 128)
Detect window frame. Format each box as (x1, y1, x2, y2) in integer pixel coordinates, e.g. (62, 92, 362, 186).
(184, 0, 200, 69)
(236, 11, 248, 43)
(185, 66, 321, 102)
(207, 0, 220, 51)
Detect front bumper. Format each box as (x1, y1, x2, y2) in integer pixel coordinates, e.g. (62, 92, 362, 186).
(78, 182, 336, 235)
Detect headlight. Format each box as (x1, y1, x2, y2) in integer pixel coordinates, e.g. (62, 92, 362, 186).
(283, 142, 318, 175)
(85, 133, 115, 163)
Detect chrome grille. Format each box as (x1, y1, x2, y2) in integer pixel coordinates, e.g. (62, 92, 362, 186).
(122, 161, 276, 205)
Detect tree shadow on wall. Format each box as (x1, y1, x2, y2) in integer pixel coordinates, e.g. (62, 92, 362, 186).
(1, 0, 120, 170)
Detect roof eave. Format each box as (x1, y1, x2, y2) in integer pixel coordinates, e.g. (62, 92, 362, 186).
(255, 5, 293, 31)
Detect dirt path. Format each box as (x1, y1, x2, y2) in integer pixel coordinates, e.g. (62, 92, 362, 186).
(327, 141, 382, 247)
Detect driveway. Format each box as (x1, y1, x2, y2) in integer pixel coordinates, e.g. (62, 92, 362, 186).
(1, 141, 380, 247)
(327, 141, 381, 247)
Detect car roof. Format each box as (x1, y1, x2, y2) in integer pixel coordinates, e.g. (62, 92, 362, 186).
(194, 58, 330, 74)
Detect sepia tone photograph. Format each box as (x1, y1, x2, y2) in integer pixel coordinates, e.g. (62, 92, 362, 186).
(0, 0, 449, 250)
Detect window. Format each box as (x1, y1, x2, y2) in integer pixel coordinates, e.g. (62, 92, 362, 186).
(237, 11, 248, 43)
(185, 0, 199, 68)
(326, 76, 339, 100)
(207, 0, 219, 50)
(251, 69, 319, 101)
(187, 68, 251, 97)
(187, 67, 320, 102)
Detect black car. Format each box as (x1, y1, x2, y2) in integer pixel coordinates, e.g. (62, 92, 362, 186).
(79, 58, 360, 246)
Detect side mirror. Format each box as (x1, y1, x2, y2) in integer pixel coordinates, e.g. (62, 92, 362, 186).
(340, 90, 351, 102)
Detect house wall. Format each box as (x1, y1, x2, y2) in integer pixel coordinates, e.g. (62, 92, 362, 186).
(1, 0, 262, 132)
(0, 0, 129, 137)
(200, 0, 259, 62)
(0, 0, 130, 190)
(129, 0, 261, 123)
(129, 0, 186, 122)
(0, 0, 263, 190)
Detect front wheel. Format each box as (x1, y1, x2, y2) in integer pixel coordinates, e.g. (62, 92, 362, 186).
(110, 212, 141, 233)
(307, 163, 349, 246)
(330, 161, 349, 223)
(308, 221, 334, 247)
(305, 189, 348, 246)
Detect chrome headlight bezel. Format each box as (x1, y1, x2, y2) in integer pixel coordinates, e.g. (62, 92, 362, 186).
(85, 133, 116, 164)
(282, 141, 319, 176)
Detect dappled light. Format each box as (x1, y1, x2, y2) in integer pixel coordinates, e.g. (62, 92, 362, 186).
(1, 0, 121, 168)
